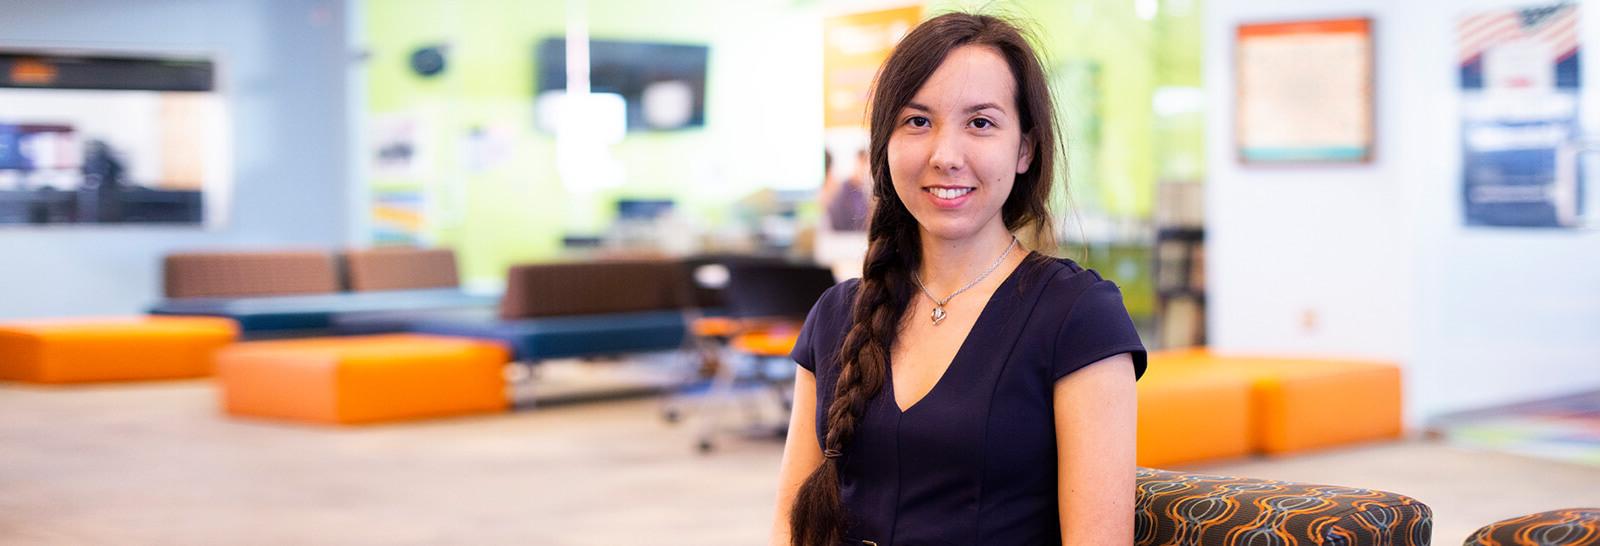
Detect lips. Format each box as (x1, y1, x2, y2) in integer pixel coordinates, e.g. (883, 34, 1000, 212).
(923, 185, 975, 208)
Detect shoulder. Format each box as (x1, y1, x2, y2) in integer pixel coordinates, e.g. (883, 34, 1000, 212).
(1031, 255, 1113, 304)
(801, 278, 860, 344)
(817, 278, 860, 316)
(1031, 255, 1148, 379)
(792, 278, 859, 373)
(1028, 255, 1135, 334)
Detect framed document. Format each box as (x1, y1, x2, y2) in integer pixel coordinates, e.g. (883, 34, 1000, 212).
(1235, 18, 1374, 164)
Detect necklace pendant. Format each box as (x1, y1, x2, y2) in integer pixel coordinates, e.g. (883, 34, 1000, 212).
(931, 306, 947, 325)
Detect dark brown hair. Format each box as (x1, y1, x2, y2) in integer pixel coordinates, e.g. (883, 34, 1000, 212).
(788, 12, 1061, 545)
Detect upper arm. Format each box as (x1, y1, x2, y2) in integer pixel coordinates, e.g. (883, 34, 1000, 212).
(1054, 353, 1138, 546)
(772, 367, 823, 545)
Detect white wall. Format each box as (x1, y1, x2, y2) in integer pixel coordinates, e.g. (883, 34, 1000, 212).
(1205, 0, 1600, 423)
(0, 0, 350, 319)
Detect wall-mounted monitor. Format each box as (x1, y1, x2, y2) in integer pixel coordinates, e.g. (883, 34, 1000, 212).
(535, 38, 708, 132)
(0, 51, 227, 226)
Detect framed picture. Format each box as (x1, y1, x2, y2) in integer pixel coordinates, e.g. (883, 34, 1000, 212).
(1235, 18, 1374, 164)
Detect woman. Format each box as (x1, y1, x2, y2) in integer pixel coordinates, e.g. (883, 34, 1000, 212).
(772, 12, 1147, 545)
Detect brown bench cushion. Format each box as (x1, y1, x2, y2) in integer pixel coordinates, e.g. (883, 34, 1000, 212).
(499, 259, 689, 320)
(344, 247, 459, 292)
(164, 251, 338, 299)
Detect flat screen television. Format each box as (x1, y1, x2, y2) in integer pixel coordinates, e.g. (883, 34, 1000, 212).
(535, 38, 708, 132)
(0, 51, 224, 226)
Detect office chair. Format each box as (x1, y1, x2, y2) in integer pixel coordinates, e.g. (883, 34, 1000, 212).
(668, 260, 836, 452)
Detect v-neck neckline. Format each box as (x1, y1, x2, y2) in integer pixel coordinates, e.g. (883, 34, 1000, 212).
(889, 252, 1034, 415)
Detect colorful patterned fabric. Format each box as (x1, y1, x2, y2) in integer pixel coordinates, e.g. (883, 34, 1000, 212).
(1465, 508, 1600, 546)
(1135, 467, 1433, 546)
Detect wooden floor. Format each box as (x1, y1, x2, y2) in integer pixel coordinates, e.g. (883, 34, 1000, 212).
(1, 380, 1596, 545)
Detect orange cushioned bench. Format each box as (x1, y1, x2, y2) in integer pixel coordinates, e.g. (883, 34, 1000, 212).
(730, 329, 801, 358)
(0, 316, 238, 384)
(216, 334, 510, 425)
(1134, 363, 1254, 467)
(1150, 349, 1404, 456)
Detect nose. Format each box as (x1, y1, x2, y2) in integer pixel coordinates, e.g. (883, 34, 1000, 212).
(928, 126, 964, 174)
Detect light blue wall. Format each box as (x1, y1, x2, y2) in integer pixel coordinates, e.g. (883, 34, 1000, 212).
(0, 0, 350, 319)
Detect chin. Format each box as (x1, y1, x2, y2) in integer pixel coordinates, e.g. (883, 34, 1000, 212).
(918, 219, 985, 241)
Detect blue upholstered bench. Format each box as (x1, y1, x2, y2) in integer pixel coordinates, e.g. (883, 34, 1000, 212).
(332, 307, 686, 361)
(149, 289, 499, 337)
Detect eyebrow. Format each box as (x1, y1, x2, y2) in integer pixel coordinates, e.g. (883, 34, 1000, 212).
(904, 102, 1008, 115)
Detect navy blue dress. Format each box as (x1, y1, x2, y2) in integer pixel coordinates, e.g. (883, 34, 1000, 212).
(790, 254, 1148, 545)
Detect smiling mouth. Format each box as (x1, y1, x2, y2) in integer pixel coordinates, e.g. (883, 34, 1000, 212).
(924, 186, 975, 199)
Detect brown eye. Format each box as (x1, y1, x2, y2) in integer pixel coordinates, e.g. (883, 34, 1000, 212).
(905, 116, 930, 128)
(971, 118, 994, 129)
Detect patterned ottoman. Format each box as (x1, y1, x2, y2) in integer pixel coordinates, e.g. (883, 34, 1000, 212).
(216, 334, 510, 425)
(0, 316, 238, 383)
(1466, 508, 1600, 546)
(1136, 467, 1433, 546)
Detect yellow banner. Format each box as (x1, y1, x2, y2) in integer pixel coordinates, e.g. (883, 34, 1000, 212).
(823, 5, 923, 129)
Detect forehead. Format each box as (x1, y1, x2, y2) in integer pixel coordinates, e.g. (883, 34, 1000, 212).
(909, 44, 1016, 111)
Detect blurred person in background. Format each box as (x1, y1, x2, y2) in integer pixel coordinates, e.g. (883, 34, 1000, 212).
(814, 149, 871, 280)
(821, 149, 872, 232)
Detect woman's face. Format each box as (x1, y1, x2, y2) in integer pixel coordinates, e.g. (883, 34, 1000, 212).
(887, 44, 1033, 243)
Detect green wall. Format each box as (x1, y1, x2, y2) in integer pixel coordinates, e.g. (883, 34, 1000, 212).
(361, 0, 1202, 285)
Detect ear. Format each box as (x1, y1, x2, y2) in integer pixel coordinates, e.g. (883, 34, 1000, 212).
(1015, 132, 1034, 174)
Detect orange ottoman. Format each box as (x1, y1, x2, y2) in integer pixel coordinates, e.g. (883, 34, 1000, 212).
(1152, 350, 1404, 455)
(1135, 364, 1253, 467)
(730, 329, 800, 357)
(692, 317, 745, 338)
(217, 334, 510, 425)
(0, 316, 238, 384)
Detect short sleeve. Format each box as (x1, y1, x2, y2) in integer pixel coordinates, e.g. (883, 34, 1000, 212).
(790, 283, 840, 373)
(1052, 280, 1148, 381)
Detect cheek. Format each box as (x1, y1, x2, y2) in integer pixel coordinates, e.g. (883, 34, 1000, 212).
(988, 179, 1016, 208)
(975, 144, 1019, 197)
(886, 142, 923, 198)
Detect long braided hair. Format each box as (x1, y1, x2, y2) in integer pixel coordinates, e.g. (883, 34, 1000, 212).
(789, 12, 1062, 545)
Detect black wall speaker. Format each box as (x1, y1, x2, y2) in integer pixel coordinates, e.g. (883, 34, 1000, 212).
(409, 45, 447, 78)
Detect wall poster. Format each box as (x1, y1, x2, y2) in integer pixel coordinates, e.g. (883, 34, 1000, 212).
(1459, 2, 1584, 228)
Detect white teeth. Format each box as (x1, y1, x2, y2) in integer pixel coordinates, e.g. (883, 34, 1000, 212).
(930, 187, 973, 200)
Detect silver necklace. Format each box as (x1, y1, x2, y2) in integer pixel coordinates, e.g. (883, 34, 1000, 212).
(912, 235, 1018, 325)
